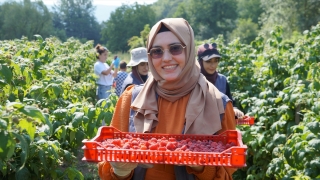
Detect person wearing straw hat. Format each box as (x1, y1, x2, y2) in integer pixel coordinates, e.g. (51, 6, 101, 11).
(120, 47, 149, 94)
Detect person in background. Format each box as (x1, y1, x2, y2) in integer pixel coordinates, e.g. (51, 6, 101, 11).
(94, 44, 119, 100)
(120, 47, 149, 94)
(98, 18, 237, 180)
(114, 61, 128, 97)
(197, 43, 244, 118)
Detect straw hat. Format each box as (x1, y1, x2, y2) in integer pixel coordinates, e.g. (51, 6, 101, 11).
(127, 47, 148, 66)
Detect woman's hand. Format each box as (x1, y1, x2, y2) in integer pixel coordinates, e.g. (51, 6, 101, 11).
(109, 162, 137, 178)
(233, 108, 244, 118)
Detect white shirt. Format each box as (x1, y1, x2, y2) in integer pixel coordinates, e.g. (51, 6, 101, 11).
(94, 61, 114, 86)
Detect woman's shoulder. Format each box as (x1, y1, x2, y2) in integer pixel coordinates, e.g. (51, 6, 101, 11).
(217, 73, 227, 79)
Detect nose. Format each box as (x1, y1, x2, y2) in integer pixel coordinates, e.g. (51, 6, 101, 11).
(162, 49, 171, 61)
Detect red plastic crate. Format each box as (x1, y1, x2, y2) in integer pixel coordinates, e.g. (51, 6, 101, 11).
(236, 116, 255, 126)
(82, 127, 247, 167)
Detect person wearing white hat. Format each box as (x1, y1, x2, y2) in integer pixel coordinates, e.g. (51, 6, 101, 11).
(120, 47, 149, 94)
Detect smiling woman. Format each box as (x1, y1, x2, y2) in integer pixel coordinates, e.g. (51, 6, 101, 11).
(97, 18, 237, 180)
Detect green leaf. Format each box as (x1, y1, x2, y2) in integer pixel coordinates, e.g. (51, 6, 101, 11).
(65, 167, 84, 180)
(38, 149, 47, 169)
(54, 125, 66, 141)
(0, 131, 15, 160)
(70, 130, 75, 142)
(34, 34, 43, 43)
(29, 85, 43, 100)
(45, 83, 62, 98)
(18, 106, 45, 123)
(53, 108, 68, 120)
(0, 65, 13, 83)
(284, 147, 295, 167)
(308, 139, 320, 150)
(0, 119, 8, 129)
(7, 102, 24, 109)
(87, 122, 96, 138)
(12, 132, 29, 169)
(18, 119, 36, 142)
(306, 122, 320, 134)
(15, 166, 30, 180)
(72, 112, 84, 127)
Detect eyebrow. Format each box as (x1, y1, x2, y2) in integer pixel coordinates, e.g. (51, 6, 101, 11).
(151, 42, 181, 48)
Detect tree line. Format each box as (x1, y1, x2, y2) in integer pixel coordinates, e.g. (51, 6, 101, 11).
(0, 0, 319, 53)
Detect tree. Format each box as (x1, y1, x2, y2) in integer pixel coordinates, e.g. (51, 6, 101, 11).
(259, 0, 320, 39)
(237, 0, 263, 25)
(172, 2, 190, 22)
(151, 0, 185, 20)
(128, 24, 150, 50)
(52, 0, 101, 43)
(229, 18, 259, 44)
(101, 3, 156, 52)
(0, 0, 54, 40)
(189, 0, 238, 40)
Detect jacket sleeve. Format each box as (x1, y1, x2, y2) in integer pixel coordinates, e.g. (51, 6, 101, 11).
(97, 85, 135, 180)
(186, 101, 237, 180)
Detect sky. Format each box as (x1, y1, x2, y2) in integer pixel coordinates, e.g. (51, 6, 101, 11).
(40, 0, 157, 6)
(0, 0, 158, 22)
(41, 0, 158, 22)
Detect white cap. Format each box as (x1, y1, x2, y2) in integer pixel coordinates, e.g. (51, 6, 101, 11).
(202, 53, 221, 61)
(127, 47, 148, 66)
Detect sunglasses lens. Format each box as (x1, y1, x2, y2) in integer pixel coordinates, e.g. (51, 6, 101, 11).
(169, 44, 183, 55)
(150, 48, 163, 59)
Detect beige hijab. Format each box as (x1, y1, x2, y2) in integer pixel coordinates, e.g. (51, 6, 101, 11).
(131, 18, 224, 135)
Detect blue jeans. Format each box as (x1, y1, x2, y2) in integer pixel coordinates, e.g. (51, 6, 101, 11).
(97, 85, 111, 100)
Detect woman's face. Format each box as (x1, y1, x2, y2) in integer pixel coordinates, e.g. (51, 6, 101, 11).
(202, 57, 219, 74)
(137, 62, 149, 76)
(99, 51, 108, 62)
(151, 31, 186, 82)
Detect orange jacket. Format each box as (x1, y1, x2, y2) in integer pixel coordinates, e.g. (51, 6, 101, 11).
(98, 85, 237, 180)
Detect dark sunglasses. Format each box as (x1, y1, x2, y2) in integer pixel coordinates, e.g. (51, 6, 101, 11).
(148, 44, 186, 59)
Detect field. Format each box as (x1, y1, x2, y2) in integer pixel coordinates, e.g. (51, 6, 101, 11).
(0, 24, 319, 179)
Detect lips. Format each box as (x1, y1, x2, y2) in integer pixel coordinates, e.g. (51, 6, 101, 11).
(162, 65, 177, 70)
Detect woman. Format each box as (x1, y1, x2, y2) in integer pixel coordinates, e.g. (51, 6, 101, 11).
(98, 18, 236, 180)
(120, 47, 149, 94)
(197, 43, 244, 118)
(94, 44, 118, 100)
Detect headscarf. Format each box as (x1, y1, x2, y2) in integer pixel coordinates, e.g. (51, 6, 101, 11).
(131, 66, 148, 84)
(131, 18, 224, 135)
(199, 60, 218, 84)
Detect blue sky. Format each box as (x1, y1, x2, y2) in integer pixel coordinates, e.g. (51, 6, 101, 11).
(40, 0, 157, 6)
(42, 0, 157, 22)
(0, 0, 157, 22)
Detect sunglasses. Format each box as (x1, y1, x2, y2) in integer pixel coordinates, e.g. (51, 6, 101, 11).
(148, 44, 186, 59)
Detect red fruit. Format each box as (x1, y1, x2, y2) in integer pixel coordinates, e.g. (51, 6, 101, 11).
(166, 142, 177, 151)
(158, 147, 166, 151)
(181, 145, 187, 151)
(149, 144, 159, 150)
(123, 143, 131, 149)
(160, 140, 168, 147)
(211, 142, 217, 146)
(140, 145, 147, 150)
